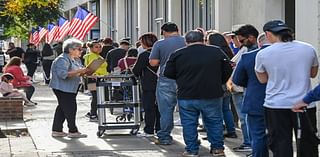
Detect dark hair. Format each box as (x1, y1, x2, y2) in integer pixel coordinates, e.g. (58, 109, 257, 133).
(103, 37, 113, 45)
(272, 29, 294, 42)
(113, 42, 119, 48)
(87, 40, 100, 48)
(135, 41, 141, 48)
(4, 57, 21, 70)
(235, 24, 259, 38)
(208, 33, 234, 59)
(139, 33, 158, 48)
(42, 43, 54, 54)
(185, 30, 204, 43)
(127, 48, 138, 57)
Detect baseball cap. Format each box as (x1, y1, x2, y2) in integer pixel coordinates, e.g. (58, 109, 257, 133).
(263, 20, 290, 33)
(161, 22, 178, 35)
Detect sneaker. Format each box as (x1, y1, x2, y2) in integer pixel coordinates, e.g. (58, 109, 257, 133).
(52, 131, 67, 137)
(89, 115, 98, 122)
(30, 101, 38, 105)
(154, 139, 172, 145)
(68, 132, 87, 138)
(233, 144, 252, 152)
(182, 151, 199, 157)
(85, 112, 91, 118)
(211, 149, 225, 157)
(136, 132, 154, 137)
(224, 133, 237, 138)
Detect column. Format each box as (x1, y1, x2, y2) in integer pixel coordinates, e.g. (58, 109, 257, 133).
(214, 0, 232, 32)
(115, 0, 126, 41)
(138, 0, 149, 37)
(168, 0, 182, 30)
(100, 0, 108, 38)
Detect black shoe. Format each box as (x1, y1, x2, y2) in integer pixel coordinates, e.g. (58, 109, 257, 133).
(224, 133, 237, 138)
(233, 144, 252, 152)
(89, 115, 98, 122)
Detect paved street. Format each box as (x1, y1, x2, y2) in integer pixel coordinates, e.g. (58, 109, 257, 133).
(0, 71, 252, 157)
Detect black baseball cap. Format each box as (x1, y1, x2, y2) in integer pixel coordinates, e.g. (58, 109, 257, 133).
(161, 22, 178, 35)
(263, 20, 290, 33)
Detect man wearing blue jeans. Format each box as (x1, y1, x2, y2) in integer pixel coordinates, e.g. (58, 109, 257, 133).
(164, 30, 232, 157)
(149, 22, 186, 145)
(233, 33, 270, 157)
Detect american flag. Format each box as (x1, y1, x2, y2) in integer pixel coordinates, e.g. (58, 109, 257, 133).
(46, 23, 59, 44)
(38, 26, 48, 42)
(69, 7, 98, 40)
(29, 28, 39, 45)
(56, 16, 70, 41)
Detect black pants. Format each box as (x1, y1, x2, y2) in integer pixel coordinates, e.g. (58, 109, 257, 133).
(90, 91, 97, 116)
(142, 90, 160, 134)
(42, 60, 53, 84)
(265, 107, 318, 157)
(25, 63, 37, 78)
(52, 89, 78, 133)
(18, 86, 35, 101)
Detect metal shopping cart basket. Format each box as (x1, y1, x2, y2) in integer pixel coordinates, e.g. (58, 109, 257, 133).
(95, 74, 141, 137)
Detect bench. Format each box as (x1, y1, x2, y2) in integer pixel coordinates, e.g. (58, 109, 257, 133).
(0, 97, 23, 120)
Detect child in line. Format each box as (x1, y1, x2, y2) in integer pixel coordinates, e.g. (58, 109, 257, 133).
(0, 73, 36, 106)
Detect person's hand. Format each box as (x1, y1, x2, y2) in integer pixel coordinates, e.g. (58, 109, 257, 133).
(292, 101, 308, 112)
(78, 68, 89, 76)
(226, 79, 233, 92)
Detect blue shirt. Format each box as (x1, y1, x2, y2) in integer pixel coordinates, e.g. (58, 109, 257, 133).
(232, 45, 269, 115)
(303, 84, 320, 104)
(149, 35, 186, 78)
(49, 53, 83, 93)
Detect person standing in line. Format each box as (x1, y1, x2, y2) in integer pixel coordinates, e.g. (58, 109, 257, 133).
(255, 20, 318, 157)
(106, 39, 130, 73)
(41, 43, 55, 84)
(233, 33, 270, 157)
(24, 43, 40, 80)
(132, 33, 160, 137)
(164, 30, 232, 156)
(229, 24, 259, 152)
(100, 37, 114, 59)
(149, 22, 186, 145)
(207, 32, 237, 139)
(83, 40, 108, 122)
(50, 38, 88, 138)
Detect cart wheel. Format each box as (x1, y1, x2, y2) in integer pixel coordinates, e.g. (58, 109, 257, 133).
(130, 128, 139, 135)
(116, 115, 126, 122)
(97, 130, 105, 137)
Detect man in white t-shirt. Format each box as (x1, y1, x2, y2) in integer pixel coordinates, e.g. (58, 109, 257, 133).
(255, 20, 319, 157)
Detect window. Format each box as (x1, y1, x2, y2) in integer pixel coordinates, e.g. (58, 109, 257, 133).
(124, 0, 138, 42)
(107, 0, 116, 39)
(148, 0, 168, 37)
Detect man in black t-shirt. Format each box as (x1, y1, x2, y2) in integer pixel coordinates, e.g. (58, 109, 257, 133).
(100, 37, 114, 59)
(6, 42, 25, 60)
(164, 30, 232, 156)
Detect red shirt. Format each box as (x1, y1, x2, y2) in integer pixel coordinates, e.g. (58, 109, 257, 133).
(4, 65, 31, 87)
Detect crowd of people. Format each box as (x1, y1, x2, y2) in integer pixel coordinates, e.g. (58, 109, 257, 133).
(1, 19, 319, 157)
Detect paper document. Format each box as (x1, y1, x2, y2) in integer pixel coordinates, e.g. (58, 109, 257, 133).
(86, 58, 105, 75)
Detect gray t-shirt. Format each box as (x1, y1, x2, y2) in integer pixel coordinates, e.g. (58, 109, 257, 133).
(149, 35, 186, 78)
(255, 41, 319, 109)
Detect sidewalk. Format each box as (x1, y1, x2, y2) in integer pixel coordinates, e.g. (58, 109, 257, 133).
(0, 71, 251, 157)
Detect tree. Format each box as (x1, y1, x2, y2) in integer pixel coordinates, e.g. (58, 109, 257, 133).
(0, 0, 62, 39)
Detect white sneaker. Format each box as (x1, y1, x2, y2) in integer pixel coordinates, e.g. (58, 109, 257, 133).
(68, 132, 87, 138)
(136, 132, 154, 137)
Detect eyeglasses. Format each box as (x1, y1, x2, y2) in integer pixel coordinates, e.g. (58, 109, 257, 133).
(239, 37, 248, 44)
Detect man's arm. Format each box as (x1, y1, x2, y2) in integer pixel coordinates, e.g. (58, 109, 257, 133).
(255, 71, 268, 84)
(149, 59, 160, 67)
(310, 66, 318, 78)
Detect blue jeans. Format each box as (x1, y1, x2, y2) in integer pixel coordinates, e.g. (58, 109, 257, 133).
(156, 77, 177, 143)
(222, 95, 236, 134)
(178, 98, 224, 154)
(232, 92, 251, 146)
(247, 114, 268, 157)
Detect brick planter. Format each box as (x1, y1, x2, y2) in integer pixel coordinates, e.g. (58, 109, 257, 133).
(0, 97, 23, 120)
